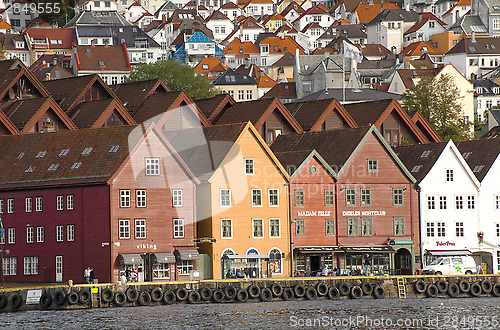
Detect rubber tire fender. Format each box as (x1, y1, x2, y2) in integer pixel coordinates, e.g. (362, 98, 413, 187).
(162, 290, 176, 304)
(126, 287, 139, 302)
(373, 285, 386, 299)
(316, 283, 328, 296)
(458, 279, 470, 293)
(78, 290, 91, 304)
(67, 292, 79, 305)
(224, 285, 237, 301)
(175, 287, 188, 302)
(305, 286, 318, 300)
(447, 283, 459, 298)
(138, 291, 152, 306)
(212, 289, 225, 303)
(9, 294, 23, 310)
(39, 292, 52, 309)
(247, 284, 260, 299)
(435, 279, 448, 293)
(350, 285, 363, 299)
(491, 283, 500, 297)
(414, 279, 426, 294)
(481, 280, 492, 294)
(113, 291, 127, 306)
(270, 283, 283, 297)
(150, 288, 163, 302)
(54, 290, 66, 306)
(293, 284, 306, 298)
(327, 286, 340, 299)
(338, 282, 350, 296)
(281, 288, 294, 301)
(469, 282, 481, 297)
(361, 282, 373, 295)
(0, 294, 7, 309)
(426, 284, 438, 298)
(101, 288, 114, 304)
(187, 291, 201, 304)
(199, 287, 212, 301)
(260, 287, 272, 302)
(236, 289, 248, 303)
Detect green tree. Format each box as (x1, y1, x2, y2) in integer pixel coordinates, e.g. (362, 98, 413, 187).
(126, 60, 219, 100)
(402, 73, 472, 141)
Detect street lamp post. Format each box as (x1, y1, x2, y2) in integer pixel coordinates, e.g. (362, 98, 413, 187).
(284, 183, 294, 277)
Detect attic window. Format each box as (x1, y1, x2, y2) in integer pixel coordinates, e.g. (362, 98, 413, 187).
(248, 22, 254, 27)
(48, 164, 60, 172)
(227, 45, 231, 50)
(473, 165, 485, 172)
(71, 162, 82, 170)
(99, 61, 105, 67)
(108, 146, 120, 153)
(18, 152, 25, 160)
(132, 27, 137, 32)
(81, 147, 93, 156)
(411, 165, 422, 173)
(468, 46, 476, 52)
(420, 150, 431, 158)
(285, 85, 288, 90)
(25, 166, 35, 173)
(58, 149, 70, 157)
(202, 64, 209, 70)
(462, 152, 472, 159)
(119, 27, 124, 32)
(86, 48, 92, 54)
(36, 151, 47, 158)
(274, 45, 279, 51)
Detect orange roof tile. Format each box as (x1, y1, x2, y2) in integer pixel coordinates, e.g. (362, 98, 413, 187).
(257, 74, 276, 88)
(400, 41, 437, 56)
(332, 19, 350, 25)
(194, 57, 227, 74)
(260, 36, 306, 54)
(0, 20, 13, 29)
(225, 37, 260, 54)
(356, 3, 400, 24)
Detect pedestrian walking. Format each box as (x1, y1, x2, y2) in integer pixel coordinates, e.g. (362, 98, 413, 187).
(84, 267, 91, 284)
(363, 254, 371, 276)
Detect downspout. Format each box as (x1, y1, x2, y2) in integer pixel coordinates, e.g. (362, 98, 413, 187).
(288, 182, 294, 277)
(335, 181, 340, 269)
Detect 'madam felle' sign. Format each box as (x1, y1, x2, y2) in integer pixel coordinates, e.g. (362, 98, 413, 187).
(297, 210, 331, 217)
(342, 210, 386, 216)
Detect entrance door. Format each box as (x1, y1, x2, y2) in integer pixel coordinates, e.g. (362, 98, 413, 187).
(55, 256, 63, 282)
(310, 256, 320, 276)
(144, 253, 152, 282)
(395, 249, 412, 275)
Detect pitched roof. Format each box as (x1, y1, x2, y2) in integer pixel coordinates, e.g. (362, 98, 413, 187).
(361, 43, 391, 57)
(68, 99, 135, 129)
(447, 37, 500, 55)
(455, 138, 500, 181)
(110, 79, 171, 114)
(404, 14, 446, 36)
(355, 3, 400, 24)
(260, 36, 306, 54)
(25, 28, 75, 49)
(213, 68, 257, 86)
(482, 126, 500, 139)
(195, 93, 236, 122)
(297, 88, 401, 102)
(272, 52, 295, 67)
(367, 9, 419, 26)
(400, 41, 438, 56)
(256, 74, 275, 88)
(262, 82, 297, 99)
(225, 38, 260, 54)
(74, 45, 131, 72)
(392, 142, 448, 182)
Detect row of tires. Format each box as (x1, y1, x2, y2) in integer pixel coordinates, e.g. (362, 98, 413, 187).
(414, 279, 500, 298)
(0, 289, 92, 311)
(99, 282, 386, 306)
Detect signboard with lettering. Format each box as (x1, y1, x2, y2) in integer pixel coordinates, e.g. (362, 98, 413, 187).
(342, 210, 386, 216)
(436, 241, 456, 246)
(26, 289, 42, 305)
(297, 210, 331, 217)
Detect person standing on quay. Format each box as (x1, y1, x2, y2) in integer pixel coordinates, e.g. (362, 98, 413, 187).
(90, 267, 95, 284)
(84, 267, 91, 284)
(363, 254, 371, 276)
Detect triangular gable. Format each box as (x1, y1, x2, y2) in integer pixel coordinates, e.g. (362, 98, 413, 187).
(0, 68, 50, 101)
(91, 99, 137, 128)
(206, 94, 236, 123)
(411, 111, 442, 142)
(374, 99, 429, 144)
(310, 98, 357, 131)
(186, 32, 213, 43)
(440, 140, 480, 189)
(255, 98, 303, 132)
(13, 98, 77, 133)
(0, 110, 19, 135)
(289, 149, 337, 180)
(338, 125, 417, 183)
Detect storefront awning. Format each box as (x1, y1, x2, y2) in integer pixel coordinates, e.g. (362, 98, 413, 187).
(296, 246, 342, 253)
(226, 254, 269, 260)
(425, 249, 471, 256)
(118, 254, 143, 265)
(175, 249, 200, 261)
(152, 252, 176, 264)
(341, 246, 396, 253)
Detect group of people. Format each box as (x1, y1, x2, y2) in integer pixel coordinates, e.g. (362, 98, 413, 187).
(120, 266, 138, 284)
(83, 267, 95, 284)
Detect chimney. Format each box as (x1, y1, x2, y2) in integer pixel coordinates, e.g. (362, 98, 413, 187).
(380, 4, 384, 12)
(162, 14, 166, 23)
(52, 57, 57, 66)
(45, 72, 51, 80)
(471, 31, 476, 42)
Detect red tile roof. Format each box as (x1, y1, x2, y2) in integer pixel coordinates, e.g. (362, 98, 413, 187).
(24, 28, 75, 49)
(74, 45, 131, 72)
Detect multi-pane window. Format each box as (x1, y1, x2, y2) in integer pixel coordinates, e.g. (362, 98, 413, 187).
(347, 218, 358, 236)
(36, 226, 44, 243)
(221, 219, 232, 238)
(324, 190, 334, 206)
(8, 228, 15, 244)
(467, 195, 475, 209)
(252, 189, 262, 207)
(173, 219, 184, 238)
(269, 248, 282, 273)
(7, 198, 14, 213)
(2, 257, 17, 276)
(67, 225, 75, 241)
(361, 217, 373, 236)
(135, 219, 146, 239)
(325, 219, 335, 236)
(393, 188, 404, 206)
(136, 190, 146, 207)
(0, 199, 3, 213)
(119, 219, 130, 239)
(268, 189, 279, 207)
(455, 195, 463, 209)
(437, 222, 445, 237)
(270, 218, 280, 237)
(24, 256, 38, 275)
(153, 262, 170, 279)
(367, 159, 378, 172)
(25, 198, 32, 213)
(26, 226, 34, 243)
(177, 260, 193, 275)
(495, 195, 500, 210)
(456, 222, 464, 237)
(245, 158, 254, 174)
(67, 195, 74, 210)
(346, 188, 356, 206)
(446, 169, 454, 182)
(394, 217, 405, 236)
(295, 219, 305, 236)
(35, 197, 42, 212)
(57, 195, 64, 211)
(439, 196, 447, 209)
(294, 189, 304, 206)
(145, 158, 160, 175)
(252, 218, 263, 238)
(173, 190, 182, 207)
(428, 196, 435, 209)
(495, 223, 500, 237)
(56, 225, 64, 242)
(426, 222, 435, 237)
(361, 188, 371, 206)
(220, 189, 231, 207)
(120, 190, 130, 207)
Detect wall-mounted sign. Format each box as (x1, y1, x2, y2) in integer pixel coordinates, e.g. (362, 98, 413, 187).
(297, 210, 331, 217)
(436, 241, 456, 246)
(342, 210, 386, 216)
(136, 243, 157, 250)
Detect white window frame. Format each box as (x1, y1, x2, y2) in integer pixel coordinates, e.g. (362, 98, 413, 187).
(8, 228, 15, 244)
(145, 158, 160, 175)
(439, 195, 447, 209)
(26, 226, 34, 243)
(67, 195, 74, 210)
(119, 219, 130, 239)
(136, 190, 146, 208)
(251, 189, 262, 207)
(446, 169, 454, 182)
(173, 218, 184, 238)
(426, 222, 435, 237)
(35, 197, 42, 212)
(24, 256, 38, 275)
(177, 259, 193, 275)
(36, 226, 44, 243)
(56, 225, 64, 242)
(269, 218, 280, 238)
(220, 189, 231, 207)
(0, 199, 3, 213)
(7, 198, 14, 213)
(437, 222, 445, 237)
(57, 195, 64, 211)
(221, 219, 233, 239)
(456, 222, 464, 237)
(245, 158, 254, 175)
(135, 219, 146, 239)
(252, 218, 264, 238)
(67, 225, 75, 242)
(173, 190, 183, 207)
(25, 197, 32, 213)
(268, 189, 279, 207)
(120, 190, 130, 207)
(467, 195, 475, 210)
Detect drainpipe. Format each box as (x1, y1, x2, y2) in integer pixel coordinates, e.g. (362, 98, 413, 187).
(285, 182, 294, 277)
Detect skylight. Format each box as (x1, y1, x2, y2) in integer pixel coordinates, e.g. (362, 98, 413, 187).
(468, 46, 476, 52)
(18, 152, 24, 160)
(473, 165, 484, 172)
(411, 165, 422, 173)
(25, 166, 35, 173)
(58, 149, 70, 157)
(36, 151, 47, 158)
(48, 164, 60, 172)
(420, 150, 431, 158)
(81, 147, 93, 156)
(86, 48, 91, 54)
(108, 146, 120, 153)
(99, 60, 105, 67)
(71, 162, 82, 170)
(462, 152, 472, 159)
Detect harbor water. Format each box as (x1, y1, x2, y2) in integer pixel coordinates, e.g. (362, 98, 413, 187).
(2, 297, 500, 329)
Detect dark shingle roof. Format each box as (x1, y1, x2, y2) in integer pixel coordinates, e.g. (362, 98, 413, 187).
(343, 99, 394, 126)
(455, 139, 500, 182)
(286, 99, 340, 130)
(213, 69, 257, 86)
(446, 37, 500, 55)
(297, 88, 401, 102)
(69, 99, 115, 128)
(215, 98, 275, 125)
(273, 150, 315, 173)
(132, 91, 184, 124)
(392, 142, 447, 182)
(195, 94, 233, 120)
(42, 75, 100, 111)
(262, 83, 296, 99)
(110, 79, 169, 113)
(3, 98, 50, 131)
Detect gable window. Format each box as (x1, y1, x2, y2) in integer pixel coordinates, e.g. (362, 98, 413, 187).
(120, 190, 130, 207)
(119, 219, 130, 239)
(295, 219, 305, 236)
(347, 217, 358, 236)
(145, 158, 160, 175)
(25, 198, 32, 213)
(245, 158, 254, 175)
(268, 189, 279, 207)
(173, 190, 182, 207)
(446, 169, 453, 182)
(136, 190, 146, 208)
(57, 196, 64, 211)
(220, 189, 231, 207)
(393, 188, 404, 206)
(367, 159, 378, 172)
(324, 190, 334, 206)
(252, 189, 262, 207)
(360, 188, 371, 206)
(269, 218, 280, 237)
(173, 219, 184, 238)
(252, 218, 263, 238)
(346, 188, 356, 206)
(221, 219, 232, 238)
(325, 219, 335, 236)
(294, 189, 304, 207)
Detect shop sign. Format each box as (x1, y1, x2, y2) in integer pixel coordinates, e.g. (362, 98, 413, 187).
(136, 243, 157, 250)
(436, 241, 455, 246)
(342, 210, 386, 216)
(26, 289, 42, 305)
(297, 210, 331, 217)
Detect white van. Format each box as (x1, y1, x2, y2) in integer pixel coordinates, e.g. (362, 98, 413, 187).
(422, 256, 477, 275)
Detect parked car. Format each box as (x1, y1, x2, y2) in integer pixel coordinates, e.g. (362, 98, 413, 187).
(422, 256, 477, 275)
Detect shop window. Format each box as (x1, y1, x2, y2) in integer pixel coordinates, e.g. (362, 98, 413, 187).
(177, 260, 193, 275)
(153, 263, 170, 279)
(269, 248, 282, 274)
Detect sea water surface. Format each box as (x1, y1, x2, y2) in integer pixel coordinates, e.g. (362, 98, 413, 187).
(2, 298, 500, 329)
